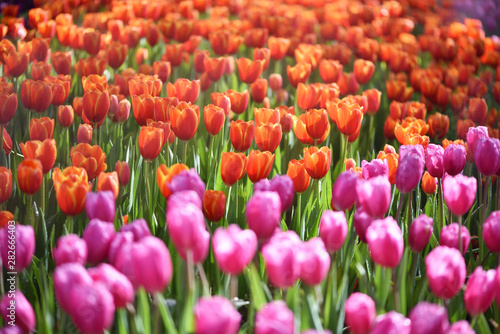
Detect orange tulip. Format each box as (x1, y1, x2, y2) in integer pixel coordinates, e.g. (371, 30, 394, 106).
(20, 79, 53, 113)
(38, 20, 55, 39)
(82, 74, 107, 93)
(138, 126, 164, 161)
(421, 171, 437, 195)
(31, 61, 52, 81)
(253, 48, 270, 71)
(254, 108, 279, 125)
(169, 102, 199, 141)
(230, 120, 254, 152)
(221, 152, 247, 186)
(194, 50, 210, 73)
(202, 190, 226, 223)
(204, 104, 225, 136)
(51, 51, 72, 75)
(386, 80, 414, 102)
(4, 49, 28, 77)
(115, 161, 130, 186)
(268, 36, 290, 60)
(319, 59, 343, 84)
(31, 38, 50, 62)
(0, 167, 12, 204)
(0, 211, 14, 228)
(363, 89, 382, 115)
(45, 75, 71, 106)
(305, 109, 330, 143)
(77, 123, 93, 144)
(166, 78, 200, 104)
(287, 159, 311, 193)
(297, 83, 321, 110)
(156, 163, 189, 199)
(250, 78, 268, 103)
(236, 58, 264, 84)
(210, 93, 230, 116)
(52, 166, 92, 216)
(225, 89, 249, 114)
(97, 171, 120, 200)
(204, 57, 226, 82)
(147, 120, 175, 146)
(2, 128, 11, 155)
(129, 75, 163, 97)
(427, 113, 449, 139)
(153, 61, 171, 83)
(303, 146, 331, 180)
(153, 96, 178, 123)
(287, 62, 312, 88)
(57, 105, 74, 128)
(74, 56, 108, 77)
(17, 159, 43, 195)
(353, 59, 375, 85)
(30, 117, 54, 141)
(20, 139, 57, 174)
(244, 28, 268, 48)
(0, 92, 17, 126)
(293, 114, 313, 145)
(469, 97, 488, 125)
(333, 101, 364, 137)
(70, 143, 107, 180)
(247, 150, 275, 183)
(164, 44, 184, 67)
(132, 94, 155, 126)
(82, 89, 109, 126)
(255, 122, 282, 152)
(376, 150, 399, 184)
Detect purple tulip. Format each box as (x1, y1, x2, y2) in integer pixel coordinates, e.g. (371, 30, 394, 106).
(409, 302, 449, 334)
(114, 236, 173, 293)
(396, 151, 424, 194)
(120, 218, 151, 241)
(88, 263, 134, 308)
(474, 137, 500, 176)
(483, 211, 500, 252)
(53, 263, 93, 313)
(353, 208, 374, 243)
(297, 237, 330, 285)
(443, 144, 466, 176)
(440, 223, 470, 255)
(442, 174, 477, 216)
(446, 320, 474, 334)
(399, 144, 425, 161)
(85, 190, 116, 223)
(0, 224, 35, 272)
(108, 231, 134, 265)
(167, 190, 202, 210)
(254, 175, 294, 212)
(466, 125, 489, 155)
(425, 246, 466, 300)
(212, 224, 257, 275)
(53, 234, 88, 266)
(83, 219, 116, 264)
(0, 291, 36, 333)
(261, 231, 301, 288)
(331, 171, 358, 211)
(255, 301, 294, 334)
(356, 175, 391, 218)
(464, 266, 496, 316)
(167, 168, 206, 201)
(361, 159, 389, 180)
(246, 191, 282, 241)
(371, 311, 411, 334)
(409, 214, 433, 253)
(425, 144, 445, 178)
(194, 297, 241, 334)
(319, 210, 348, 252)
(366, 217, 404, 268)
(345, 292, 376, 334)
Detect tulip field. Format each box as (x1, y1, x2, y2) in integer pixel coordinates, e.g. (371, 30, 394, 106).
(2, 0, 500, 333)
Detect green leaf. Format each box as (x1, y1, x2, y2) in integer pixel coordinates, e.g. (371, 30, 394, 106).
(244, 263, 267, 310)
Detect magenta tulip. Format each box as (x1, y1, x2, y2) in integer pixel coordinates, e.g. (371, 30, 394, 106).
(212, 224, 257, 275)
(361, 159, 388, 180)
(331, 171, 358, 211)
(446, 321, 474, 334)
(409, 214, 433, 253)
(440, 223, 470, 255)
(396, 152, 424, 193)
(466, 125, 489, 155)
(108, 231, 134, 265)
(483, 211, 500, 252)
(425, 246, 466, 299)
(0, 327, 23, 334)
(0, 291, 36, 333)
(297, 237, 330, 285)
(261, 231, 301, 288)
(83, 219, 116, 264)
(353, 208, 374, 243)
(254, 175, 294, 212)
(443, 144, 466, 176)
(319, 210, 348, 252)
(88, 263, 135, 308)
(464, 266, 496, 316)
(302, 331, 333, 334)
(345, 292, 376, 334)
(399, 144, 424, 161)
(442, 174, 477, 216)
(425, 144, 444, 178)
(194, 296, 241, 334)
(86, 190, 116, 223)
(496, 266, 500, 308)
(255, 301, 294, 334)
(246, 191, 282, 241)
(53, 263, 93, 313)
(168, 168, 206, 201)
(371, 311, 411, 334)
(0, 224, 35, 272)
(409, 302, 449, 334)
(356, 175, 391, 218)
(120, 218, 151, 240)
(167, 189, 202, 210)
(366, 217, 404, 268)
(53, 234, 88, 266)
(474, 137, 500, 176)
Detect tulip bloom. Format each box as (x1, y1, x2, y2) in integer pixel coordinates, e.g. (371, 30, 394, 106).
(442, 174, 477, 216)
(20, 139, 57, 175)
(287, 62, 312, 88)
(371, 311, 411, 334)
(345, 293, 376, 334)
(331, 100, 364, 137)
(83, 219, 116, 264)
(70, 143, 107, 181)
(395, 151, 424, 194)
(246, 191, 281, 241)
(220, 152, 247, 187)
(225, 89, 249, 115)
(254, 175, 294, 213)
(255, 301, 294, 334)
(255, 122, 282, 152)
(52, 167, 92, 216)
(138, 126, 164, 161)
(204, 104, 225, 136)
(261, 231, 301, 288)
(167, 78, 200, 104)
(366, 217, 404, 268)
(247, 150, 274, 183)
(169, 103, 199, 141)
(421, 171, 437, 195)
(409, 302, 449, 334)
(319, 59, 343, 83)
(0, 92, 17, 126)
(0, 291, 36, 333)
(88, 263, 134, 308)
(297, 83, 321, 110)
(0, 167, 12, 204)
(305, 108, 330, 143)
(202, 190, 226, 223)
(319, 210, 348, 253)
(0, 224, 35, 272)
(409, 214, 433, 253)
(17, 159, 43, 195)
(167, 169, 206, 202)
(447, 321, 474, 334)
(440, 223, 470, 255)
(229, 120, 254, 152)
(331, 171, 358, 211)
(425, 144, 444, 178)
(212, 225, 257, 275)
(236, 58, 264, 84)
(464, 266, 497, 316)
(194, 297, 241, 334)
(356, 176, 391, 219)
(466, 126, 489, 155)
(361, 159, 389, 180)
(57, 105, 74, 128)
(297, 237, 330, 285)
(353, 59, 375, 84)
(443, 144, 467, 176)
(82, 89, 110, 125)
(29, 117, 54, 141)
(53, 234, 88, 266)
(303, 146, 331, 180)
(363, 89, 382, 115)
(474, 137, 500, 176)
(156, 164, 189, 199)
(77, 123, 92, 144)
(425, 246, 466, 299)
(51, 51, 72, 75)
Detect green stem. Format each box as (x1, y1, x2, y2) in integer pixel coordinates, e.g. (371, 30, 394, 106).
(341, 135, 348, 172)
(458, 215, 463, 255)
(306, 286, 324, 332)
(41, 175, 46, 216)
(439, 179, 444, 235)
(324, 253, 337, 329)
(297, 193, 304, 240)
(229, 274, 238, 300)
(186, 250, 195, 293)
(183, 140, 189, 166)
(26, 195, 34, 229)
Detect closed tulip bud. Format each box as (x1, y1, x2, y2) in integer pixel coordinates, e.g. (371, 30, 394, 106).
(440, 223, 470, 255)
(57, 105, 74, 127)
(366, 217, 404, 268)
(297, 237, 330, 285)
(230, 120, 254, 151)
(345, 293, 376, 334)
(362, 89, 382, 115)
(287, 159, 311, 194)
(220, 152, 247, 187)
(247, 150, 275, 183)
(396, 152, 424, 193)
(0, 92, 17, 126)
(262, 231, 301, 288)
(0, 167, 12, 204)
(269, 74, 282, 91)
(442, 174, 477, 216)
(484, 211, 500, 253)
(88, 263, 134, 308)
(202, 190, 225, 223)
(443, 144, 466, 176)
(17, 159, 43, 195)
(29, 116, 54, 141)
(138, 126, 164, 161)
(254, 175, 294, 212)
(83, 219, 116, 265)
(409, 302, 449, 334)
(409, 214, 433, 252)
(303, 146, 331, 180)
(474, 137, 500, 176)
(77, 123, 93, 144)
(319, 210, 347, 253)
(255, 301, 294, 334)
(331, 171, 358, 211)
(0, 224, 34, 272)
(250, 78, 268, 103)
(115, 161, 130, 186)
(246, 191, 282, 241)
(371, 311, 411, 334)
(213, 225, 257, 275)
(447, 321, 474, 334)
(113, 99, 131, 124)
(204, 104, 225, 136)
(53, 234, 88, 266)
(120, 218, 152, 241)
(361, 159, 388, 180)
(86, 191, 116, 223)
(354, 59, 375, 85)
(0, 291, 36, 333)
(466, 126, 489, 155)
(464, 266, 496, 316)
(426, 246, 466, 299)
(356, 176, 391, 218)
(425, 144, 444, 178)
(422, 171, 437, 195)
(194, 297, 241, 334)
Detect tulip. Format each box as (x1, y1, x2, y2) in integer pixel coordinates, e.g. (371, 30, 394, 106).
(0, 224, 35, 272)
(425, 144, 444, 178)
(464, 266, 496, 316)
(70, 143, 107, 181)
(97, 171, 119, 200)
(58, 105, 74, 127)
(297, 237, 330, 285)
(29, 117, 54, 141)
(77, 123, 92, 144)
(20, 139, 57, 175)
(481, 211, 500, 253)
(156, 164, 189, 199)
(53, 263, 93, 313)
(82, 89, 110, 125)
(166, 78, 200, 104)
(153, 61, 171, 82)
(194, 297, 241, 334)
(169, 103, 199, 141)
(236, 58, 264, 84)
(469, 98, 488, 125)
(422, 171, 437, 195)
(446, 321, 474, 334)
(440, 223, 470, 255)
(425, 246, 466, 299)
(396, 151, 424, 194)
(230, 120, 254, 152)
(442, 174, 477, 216)
(0, 291, 36, 333)
(287, 159, 311, 194)
(200, 191, 225, 224)
(115, 161, 130, 186)
(120, 218, 152, 241)
(213, 225, 257, 275)
(226, 89, 249, 115)
(52, 167, 91, 216)
(255, 301, 294, 334)
(466, 126, 489, 155)
(269, 74, 282, 91)
(247, 150, 275, 183)
(138, 126, 164, 161)
(330, 171, 358, 211)
(51, 51, 72, 75)
(366, 217, 404, 268)
(255, 122, 282, 152)
(17, 159, 43, 195)
(331, 101, 364, 137)
(254, 175, 294, 213)
(363, 89, 382, 115)
(409, 214, 433, 253)
(474, 137, 500, 176)
(53, 233, 88, 267)
(250, 78, 268, 103)
(305, 108, 330, 143)
(361, 159, 388, 180)
(246, 191, 282, 241)
(356, 176, 391, 218)
(167, 169, 206, 202)
(88, 263, 134, 308)
(370, 311, 411, 334)
(443, 144, 466, 176)
(409, 302, 449, 334)
(303, 146, 331, 180)
(297, 84, 321, 111)
(287, 62, 312, 88)
(204, 104, 225, 136)
(131, 94, 155, 126)
(0, 167, 12, 204)
(85, 191, 116, 223)
(83, 219, 116, 265)
(354, 59, 375, 84)
(21, 79, 52, 113)
(319, 59, 342, 83)
(345, 293, 376, 334)
(221, 152, 248, 187)
(0, 92, 17, 126)
(319, 210, 348, 253)
(428, 113, 449, 139)
(268, 36, 290, 60)
(4, 50, 28, 77)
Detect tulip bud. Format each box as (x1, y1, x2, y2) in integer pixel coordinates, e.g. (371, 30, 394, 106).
(194, 297, 241, 334)
(371, 311, 411, 334)
(353, 208, 375, 243)
(409, 214, 433, 253)
(345, 292, 376, 334)
(213, 225, 257, 275)
(114, 99, 131, 123)
(53, 234, 88, 266)
(255, 301, 294, 334)
(115, 161, 130, 186)
(466, 126, 489, 155)
(261, 231, 301, 288)
(54, 263, 94, 313)
(83, 219, 116, 264)
(425, 246, 466, 299)
(483, 211, 500, 252)
(0, 224, 35, 272)
(86, 191, 116, 223)
(254, 175, 294, 212)
(77, 123, 93, 144)
(409, 302, 449, 334)
(474, 137, 500, 176)
(58, 105, 74, 127)
(269, 73, 282, 91)
(464, 266, 496, 316)
(0, 291, 36, 333)
(356, 176, 391, 218)
(440, 223, 470, 255)
(17, 159, 43, 195)
(287, 159, 311, 194)
(297, 237, 330, 285)
(442, 174, 477, 216)
(120, 218, 152, 241)
(245, 191, 282, 241)
(366, 217, 404, 268)
(88, 263, 134, 308)
(396, 152, 424, 194)
(446, 320, 474, 334)
(108, 94, 119, 117)
(108, 232, 134, 265)
(331, 171, 358, 211)
(421, 171, 437, 195)
(425, 144, 444, 178)
(443, 144, 466, 176)
(319, 210, 348, 252)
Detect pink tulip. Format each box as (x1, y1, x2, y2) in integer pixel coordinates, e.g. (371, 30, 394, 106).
(246, 191, 282, 241)
(168, 169, 206, 201)
(194, 296, 241, 334)
(496, 266, 500, 308)
(0, 291, 36, 333)
(474, 137, 500, 176)
(83, 219, 116, 264)
(53, 234, 88, 266)
(371, 311, 411, 334)
(425, 246, 466, 299)
(443, 144, 466, 176)
(302, 331, 333, 334)
(0, 224, 35, 272)
(88, 263, 135, 308)
(53, 263, 93, 313)
(464, 266, 496, 316)
(86, 190, 116, 223)
(366, 217, 403, 268)
(356, 175, 391, 218)
(108, 231, 134, 265)
(361, 159, 388, 180)
(440, 223, 470, 255)
(114, 236, 173, 293)
(120, 218, 152, 240)
(442, 174, 477, 216)
(261, 231, 301, 288)
(319, 210, 348, 252)
(466, 125, 489, 155)
(409, 302, 449, 334)
(484, 211, 500, 252)
(254, 175, 294, 212)
(331, 171, 358, 211)
(255, 301, 294, 334)
(353, 208, 374, 243)
(167, 190, 202, 210)
(446, 320, 474, 334)
(396, 152, 424, 193)
(345, 292, 376, 334)
(212, 224, 257, 275)
(297, 237, 330, 285)
(409, 214, 433, 253)
(425, 144, 444, 178)
(0, 327, 23, 334)
(399, 144, 424, 161)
